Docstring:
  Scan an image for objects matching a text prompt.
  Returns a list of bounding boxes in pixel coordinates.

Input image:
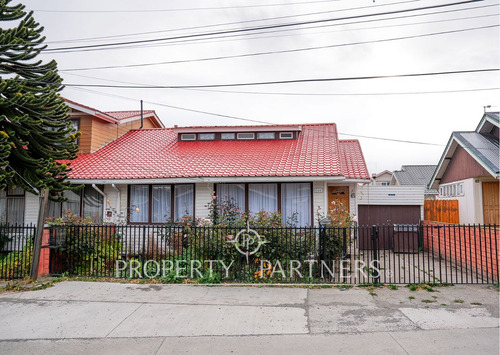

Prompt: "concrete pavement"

[0,281,498,354]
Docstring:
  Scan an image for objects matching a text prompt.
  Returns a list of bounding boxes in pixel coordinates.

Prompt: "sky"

[15,0,500,174]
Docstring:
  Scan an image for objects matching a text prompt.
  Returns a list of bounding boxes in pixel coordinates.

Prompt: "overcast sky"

[19,0,499,174]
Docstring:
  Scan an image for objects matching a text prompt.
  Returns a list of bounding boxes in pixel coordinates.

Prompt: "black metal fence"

[0,223,498,284]
[0,224,36,279]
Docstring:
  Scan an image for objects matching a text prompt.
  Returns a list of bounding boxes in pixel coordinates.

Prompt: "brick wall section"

[422,221,499,282]
[37,228,50,277]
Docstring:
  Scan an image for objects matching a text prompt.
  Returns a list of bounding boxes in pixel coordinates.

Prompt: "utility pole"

[29,189,49,281]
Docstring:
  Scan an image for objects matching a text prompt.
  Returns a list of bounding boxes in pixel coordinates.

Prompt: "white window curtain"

[83,185,104,223]
[217,184,245,211]
[6,198,24,225]
[174,185,194,221]
[46,200,62,219]
[0,190,5,223]
[130,185,149,223]
[62,190,81,216]
[152,185,171,223]
[281,183,311,226]
[248,184,278,215]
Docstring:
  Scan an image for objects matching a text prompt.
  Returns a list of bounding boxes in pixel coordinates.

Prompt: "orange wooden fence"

[424,200,459,223]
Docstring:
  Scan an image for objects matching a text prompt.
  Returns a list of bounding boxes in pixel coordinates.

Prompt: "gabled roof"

[392,165,438,194]
[65,123,370,182]
[65,98,164,127]
[429,112,500,189]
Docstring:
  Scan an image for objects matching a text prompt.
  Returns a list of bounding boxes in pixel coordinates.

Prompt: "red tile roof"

[66,123,370,180]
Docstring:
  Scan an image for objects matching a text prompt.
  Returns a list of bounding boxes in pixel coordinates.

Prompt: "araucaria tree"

[0,0,79,197]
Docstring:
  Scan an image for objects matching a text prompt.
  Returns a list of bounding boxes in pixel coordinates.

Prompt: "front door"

[328,186,350,212]
[482,182,499,224]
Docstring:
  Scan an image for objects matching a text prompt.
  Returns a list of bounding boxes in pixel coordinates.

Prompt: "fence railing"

[0,223,498,284]
[0,224,36,279]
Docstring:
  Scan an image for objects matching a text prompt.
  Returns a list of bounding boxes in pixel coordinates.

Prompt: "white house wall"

[438,178,483,224]
[24,192,39,225]
[195,182,214,220]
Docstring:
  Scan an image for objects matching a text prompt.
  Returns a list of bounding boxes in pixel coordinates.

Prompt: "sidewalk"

[0,281,498,354]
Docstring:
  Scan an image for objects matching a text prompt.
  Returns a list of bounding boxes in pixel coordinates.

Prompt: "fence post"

[30,189,49,282]
[142,225,147,278]
[371,225,380,284]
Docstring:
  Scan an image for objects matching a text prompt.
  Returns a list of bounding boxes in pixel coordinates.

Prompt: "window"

[381,182,390,186]
[180,134,196,141]
[198,133,215,141]
[215,182,312,226]
[217,184,245,212]
[152,186,171,223]
[174,185,194,220]
[279,132,293,139]
[248,184,278,215]
[257,132,275,140]
[129,184,194,223]
[71,118,80,145]
[221,133,235,140]
[46,187,101,221]
[237,133,255,140]
[0,187,25,225]
[281,183,311,226]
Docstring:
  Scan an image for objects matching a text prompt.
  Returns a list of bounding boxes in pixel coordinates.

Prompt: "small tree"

[0,1,79,196]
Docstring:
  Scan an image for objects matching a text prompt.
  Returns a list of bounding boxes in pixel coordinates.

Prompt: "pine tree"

[0,0,79,197]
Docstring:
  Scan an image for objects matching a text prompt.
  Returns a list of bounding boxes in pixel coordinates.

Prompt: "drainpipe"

[140,100,143,129]
[92,184,107,221]
[111,184,121,220]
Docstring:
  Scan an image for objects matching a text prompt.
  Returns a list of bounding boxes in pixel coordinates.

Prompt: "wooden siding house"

[429,112,499,224]
[0,99,164,225]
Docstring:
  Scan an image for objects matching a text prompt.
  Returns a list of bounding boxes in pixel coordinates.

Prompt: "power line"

[43,0,483,53]
[67,86,446,146]
[32,0,342,13]
[62,68,500,89]
[58,24,499,71]
[62,72,500,97]
[44,0,420,44]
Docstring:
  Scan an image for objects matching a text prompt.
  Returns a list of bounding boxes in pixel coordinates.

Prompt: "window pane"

[62,190,81,216]
[83,185,103,223]
[153,185,171,223]
[47,200,62,219]
[6,197,24,225]
[221,133,235,140]
[249,184,277,215]
[217,184,245,212]
[174,185,194,221]
[7,187,24,196]
[257,132,275,139]
[237,133,254,140]
[281,183,311,226]
[198,133,215,140]
[0,195,6,223]
[130,185,149,223]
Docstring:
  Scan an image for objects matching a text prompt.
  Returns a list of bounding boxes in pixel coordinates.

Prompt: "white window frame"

[180,134,196,141]
[257,132,275,140]
[237,133,255,140]
[198,133,215,141]
[279,132,294,139]
[221,133,235,140]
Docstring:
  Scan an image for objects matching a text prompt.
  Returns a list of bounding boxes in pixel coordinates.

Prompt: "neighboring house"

[429,112,499,224]
[370,170,392,186]
[391,165,438,200]
[0,99,164,225]
[19,123,371,227]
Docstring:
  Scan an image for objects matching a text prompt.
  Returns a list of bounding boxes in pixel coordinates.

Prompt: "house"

[391,165,438,200]
[0,99,164,225]
[18,123,371,227]
[370,170,392,186]
[429,112,499,224]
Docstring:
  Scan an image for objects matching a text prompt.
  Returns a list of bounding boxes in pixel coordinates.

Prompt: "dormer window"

[181,134,196,141]
[198,133,215,140]
[237,133,255,140]
[280,132,293,139]
[257,132,275,140]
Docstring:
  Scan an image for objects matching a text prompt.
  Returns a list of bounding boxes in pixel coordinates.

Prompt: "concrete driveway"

[0,281,498,354]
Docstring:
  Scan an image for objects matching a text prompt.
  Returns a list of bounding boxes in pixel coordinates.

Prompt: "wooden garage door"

[482,182,499,225]
[358,205,421,249]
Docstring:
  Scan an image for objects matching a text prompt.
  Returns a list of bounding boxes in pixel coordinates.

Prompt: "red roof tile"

[66,123,370,180]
